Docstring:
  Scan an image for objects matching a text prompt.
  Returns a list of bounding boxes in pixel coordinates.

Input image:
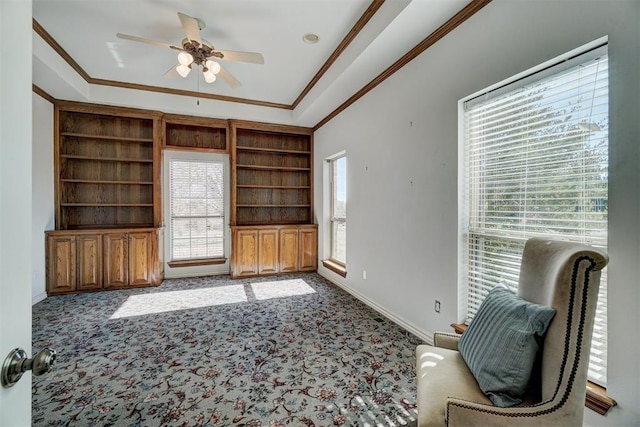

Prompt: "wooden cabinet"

[233,229,259,277]
[279,228,299,273]
[55,102,162,230]
[103,231,154,289]
[46,229,161,295]
[231,225,317,278]
[258,229,279,275]
[299,227,318,271]
[229,121,316,277]
[230,121,313,226]
[76,234,102,291]
[46,234,77,294]
[103,233,128,288]
[49,102,163,295]
[129,232,152,286]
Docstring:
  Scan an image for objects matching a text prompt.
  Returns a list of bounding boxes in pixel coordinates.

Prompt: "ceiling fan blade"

[217,65,241,88]
[178,12,202,45]
[163,64,180,78]
[216,50,264,64]
[116,33,180,50]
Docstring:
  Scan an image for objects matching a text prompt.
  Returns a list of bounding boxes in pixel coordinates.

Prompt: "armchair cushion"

[458,285,556,407]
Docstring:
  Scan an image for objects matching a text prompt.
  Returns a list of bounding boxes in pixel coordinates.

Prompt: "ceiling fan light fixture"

[177,51,194,66]
[176,63,191,78]
[203,70,216,83]
[205,59,221,75]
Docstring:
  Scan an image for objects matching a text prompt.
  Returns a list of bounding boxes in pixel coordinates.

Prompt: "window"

[330,154,347,265]
[169,157,226,262]
[461,46,608,385]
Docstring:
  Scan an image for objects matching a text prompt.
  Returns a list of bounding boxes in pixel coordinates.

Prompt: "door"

[103,233,129,288]
[0,0,33,422]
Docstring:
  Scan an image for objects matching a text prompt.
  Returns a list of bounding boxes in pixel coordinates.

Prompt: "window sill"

[450,323,617,415]
[168,258,226,268]
[322,259,347,277]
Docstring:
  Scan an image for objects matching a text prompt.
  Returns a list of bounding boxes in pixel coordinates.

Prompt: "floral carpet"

[32,273,422,426]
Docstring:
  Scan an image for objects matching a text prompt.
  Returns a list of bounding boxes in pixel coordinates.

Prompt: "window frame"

[459,40,610,390]
[322,151,347,277]
[163,150,230,274]
[329,153,347,266]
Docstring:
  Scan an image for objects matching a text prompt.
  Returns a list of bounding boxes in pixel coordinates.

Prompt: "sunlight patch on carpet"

[251,278,316,300]
[110,285,247,319]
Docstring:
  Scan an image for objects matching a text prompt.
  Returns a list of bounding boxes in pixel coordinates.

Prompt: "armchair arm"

[433,332,461,351]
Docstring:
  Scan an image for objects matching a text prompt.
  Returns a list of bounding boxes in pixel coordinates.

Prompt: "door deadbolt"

[1,348,57,388]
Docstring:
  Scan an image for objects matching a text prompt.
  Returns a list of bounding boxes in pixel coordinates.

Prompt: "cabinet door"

[279,229,299,273]
[129,232,152,287]
[46,235,76,294]
[258,229,279,275]
[233,229,259,277]
[299,228,317,271]
[76,235,102,291]
[104,233,129,288]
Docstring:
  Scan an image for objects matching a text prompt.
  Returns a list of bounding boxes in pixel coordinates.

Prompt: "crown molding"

[313,0,493,131]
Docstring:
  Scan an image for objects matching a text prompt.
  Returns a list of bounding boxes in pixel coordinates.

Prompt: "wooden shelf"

[164,114,228,151]
[61,154,153,163]
[61,179,153,185]
[61,132,154,143]
[236,185,311,189]
[236,146,310,155]
[66,223,155,230]
[60,203,153,208]
[56,105,160,230]
[237,204,311,208]
[236,164,310,171]
[231,122,313,227]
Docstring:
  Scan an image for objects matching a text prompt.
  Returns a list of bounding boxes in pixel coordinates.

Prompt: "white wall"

[314,1,639,425]
[32,93,54,303]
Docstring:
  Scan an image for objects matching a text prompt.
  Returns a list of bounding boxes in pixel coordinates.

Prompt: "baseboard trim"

[32,291,47,305]
[317,271,434,345]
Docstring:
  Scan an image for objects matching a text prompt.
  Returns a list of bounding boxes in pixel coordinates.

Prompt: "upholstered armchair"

[416,238,608,426]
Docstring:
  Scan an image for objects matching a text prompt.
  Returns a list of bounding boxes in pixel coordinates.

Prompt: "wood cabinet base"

[231,224,317,278]
[46,228,164,295]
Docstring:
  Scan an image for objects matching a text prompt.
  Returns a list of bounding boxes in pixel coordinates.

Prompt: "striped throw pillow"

[458,284,556,407]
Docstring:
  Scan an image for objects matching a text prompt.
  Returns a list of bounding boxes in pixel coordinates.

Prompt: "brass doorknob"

[1,348,57,388]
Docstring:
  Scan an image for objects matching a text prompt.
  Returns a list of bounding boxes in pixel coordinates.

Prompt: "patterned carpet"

[32,273,423,426]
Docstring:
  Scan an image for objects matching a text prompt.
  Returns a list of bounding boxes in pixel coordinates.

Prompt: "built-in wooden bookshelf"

[164,114,228,152]
[229,121,315,277]
[231,121,313,226]
[49,102,163,295]
[55,102,162,229]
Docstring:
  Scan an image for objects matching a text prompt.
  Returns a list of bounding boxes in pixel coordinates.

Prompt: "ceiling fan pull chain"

[197,68,200,106]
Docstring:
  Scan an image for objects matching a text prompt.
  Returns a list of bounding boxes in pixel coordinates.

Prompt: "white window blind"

[462,49,608,385]
[169,159,225,260]
[330,155,347,265]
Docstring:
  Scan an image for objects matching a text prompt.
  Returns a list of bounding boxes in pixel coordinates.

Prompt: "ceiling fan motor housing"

[181,39,224,65]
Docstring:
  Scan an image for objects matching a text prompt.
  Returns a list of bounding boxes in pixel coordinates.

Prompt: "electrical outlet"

[435,300,441,313]
[362,270,367,280]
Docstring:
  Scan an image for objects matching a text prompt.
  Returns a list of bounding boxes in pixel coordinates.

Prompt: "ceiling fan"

[117,12,264,88]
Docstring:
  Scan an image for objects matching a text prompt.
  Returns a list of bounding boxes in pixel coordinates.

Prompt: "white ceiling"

[32,0,472,126]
